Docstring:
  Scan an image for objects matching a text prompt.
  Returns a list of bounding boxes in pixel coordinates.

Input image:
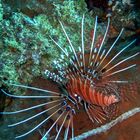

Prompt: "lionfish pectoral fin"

[86,104,108,124]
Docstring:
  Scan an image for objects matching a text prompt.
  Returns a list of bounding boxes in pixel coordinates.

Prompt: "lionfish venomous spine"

[0,14,139,140]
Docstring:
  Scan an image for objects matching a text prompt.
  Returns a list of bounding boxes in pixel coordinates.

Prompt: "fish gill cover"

[0,0,140,140]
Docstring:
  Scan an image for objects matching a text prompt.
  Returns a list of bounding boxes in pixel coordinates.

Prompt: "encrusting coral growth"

[0,0,93,92]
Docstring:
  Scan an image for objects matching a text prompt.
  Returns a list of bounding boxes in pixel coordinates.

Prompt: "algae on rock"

[0,0,93,94]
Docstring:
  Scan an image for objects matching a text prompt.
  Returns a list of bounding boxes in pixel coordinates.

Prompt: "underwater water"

[0,0,140,140]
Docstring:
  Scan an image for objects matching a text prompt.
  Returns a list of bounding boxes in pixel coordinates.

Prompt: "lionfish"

[0,14,139,140]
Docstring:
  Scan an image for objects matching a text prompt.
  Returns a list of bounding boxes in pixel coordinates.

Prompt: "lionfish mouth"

[0,14,139,140]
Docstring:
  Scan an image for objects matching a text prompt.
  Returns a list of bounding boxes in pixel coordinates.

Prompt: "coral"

[0,0,93,93]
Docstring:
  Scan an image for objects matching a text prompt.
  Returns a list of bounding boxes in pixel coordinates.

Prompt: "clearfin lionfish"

[0,14,139,140]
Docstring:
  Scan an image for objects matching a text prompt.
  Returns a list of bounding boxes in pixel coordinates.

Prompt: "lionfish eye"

[74,94,78,97]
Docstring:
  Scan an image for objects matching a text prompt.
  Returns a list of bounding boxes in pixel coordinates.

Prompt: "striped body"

[66,76,119,107]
